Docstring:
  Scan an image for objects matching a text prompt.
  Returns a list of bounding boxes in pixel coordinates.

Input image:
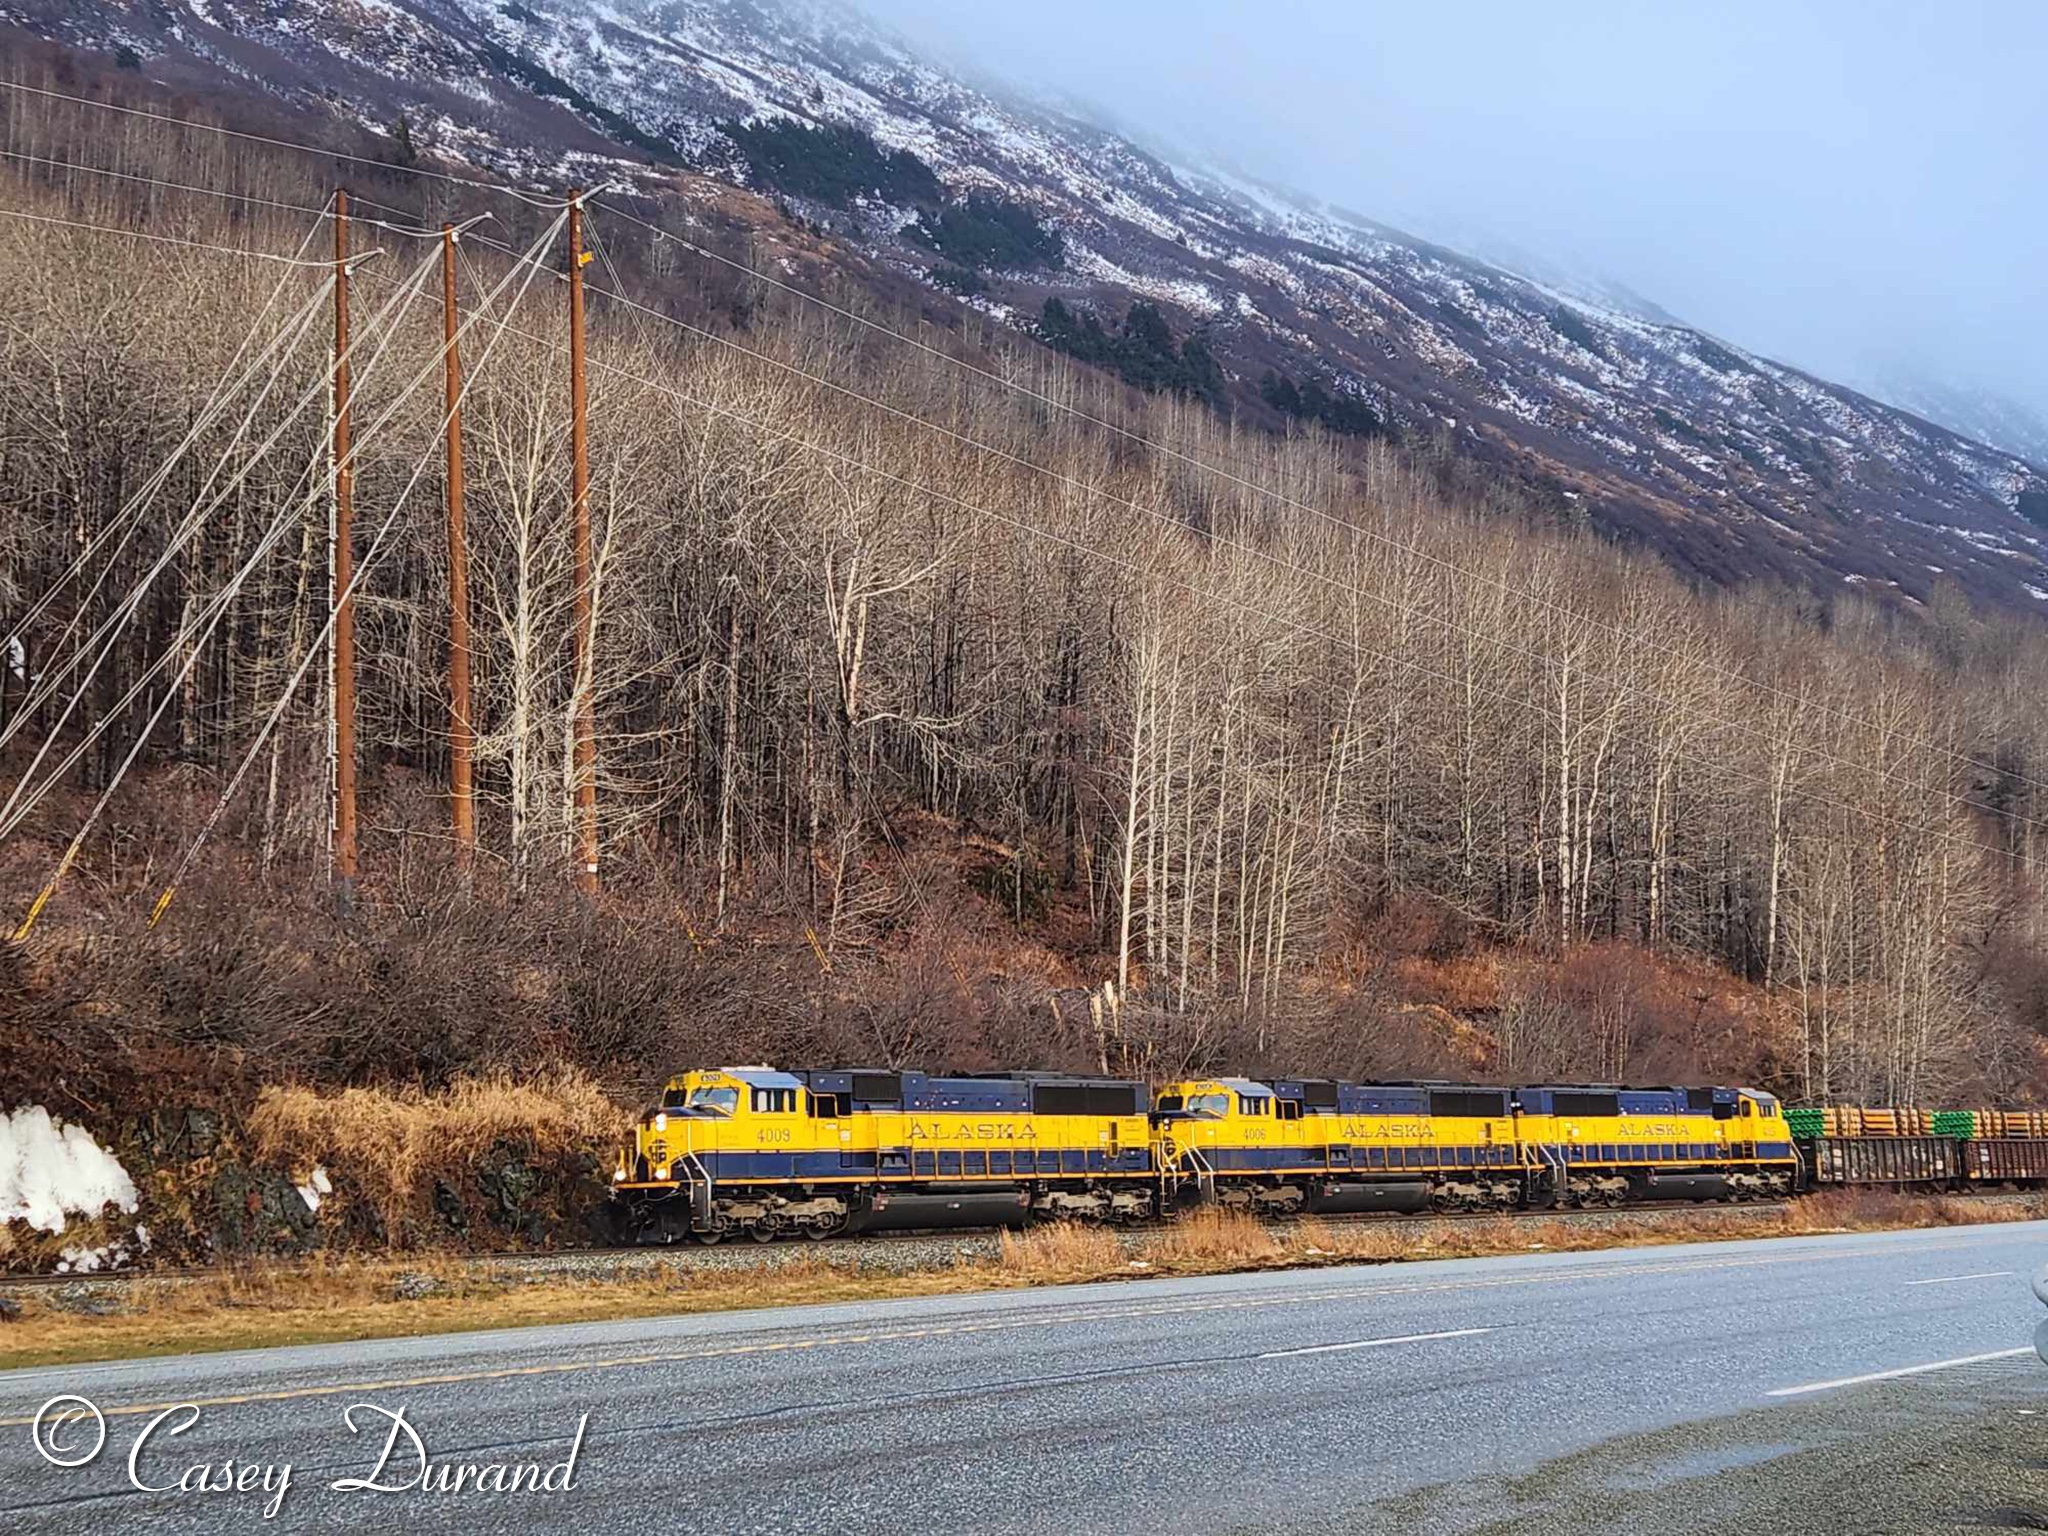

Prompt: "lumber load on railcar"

[1788,1103,2048,1189]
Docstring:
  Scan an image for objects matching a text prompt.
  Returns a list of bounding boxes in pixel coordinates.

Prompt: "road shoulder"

[1335,1359,2048,1536]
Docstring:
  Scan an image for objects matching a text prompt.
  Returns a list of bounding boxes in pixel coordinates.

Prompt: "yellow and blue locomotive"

[612,1067,1152,1243]
[1512,1084,1799,1204]
[1150,1079,1522,1215]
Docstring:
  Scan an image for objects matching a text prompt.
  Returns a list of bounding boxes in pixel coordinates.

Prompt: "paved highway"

[3,1221,2045,1533]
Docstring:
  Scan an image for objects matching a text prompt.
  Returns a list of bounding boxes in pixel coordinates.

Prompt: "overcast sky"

[862,0,2047,422]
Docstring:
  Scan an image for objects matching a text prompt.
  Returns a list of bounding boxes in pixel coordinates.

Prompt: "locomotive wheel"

[748,1225,777,1244]
[694,1228,724,1246]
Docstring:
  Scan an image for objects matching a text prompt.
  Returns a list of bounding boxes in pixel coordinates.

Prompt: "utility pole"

[332,188,358,912]
[568,189,598,895]
[442,223,475,883]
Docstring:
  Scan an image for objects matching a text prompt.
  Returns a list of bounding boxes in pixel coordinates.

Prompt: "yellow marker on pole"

[11,842,79,942]
[11,883,56,943]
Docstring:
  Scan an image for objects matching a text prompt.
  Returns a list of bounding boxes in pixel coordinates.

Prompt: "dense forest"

[4,94,2048,1127]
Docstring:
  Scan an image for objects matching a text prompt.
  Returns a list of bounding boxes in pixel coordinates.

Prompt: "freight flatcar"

[1789,1105,2048,1191]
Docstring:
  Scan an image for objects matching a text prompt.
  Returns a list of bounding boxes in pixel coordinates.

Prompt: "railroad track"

[0,1197,1801,1294]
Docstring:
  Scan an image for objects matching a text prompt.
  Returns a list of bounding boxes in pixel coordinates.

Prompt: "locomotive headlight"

[612,1168,626,1183]
[653,1112,668,1132]
[653,1164,670,1181]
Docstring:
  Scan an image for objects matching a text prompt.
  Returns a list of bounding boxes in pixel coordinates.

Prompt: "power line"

[152,208,572,919]
[0,80,558,205]
[10,204,567,936]
[0,270,338,765]
[0,145,332,219]
[3,239,447,851]
[0,146,498,242]
[3,199,337,656]
[0,72,2024,796]
[0,203,355,266]
[0,178,2029,895]
[20,154,1983,840]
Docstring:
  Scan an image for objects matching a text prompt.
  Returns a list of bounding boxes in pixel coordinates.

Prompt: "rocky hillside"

[9,0,2048,606]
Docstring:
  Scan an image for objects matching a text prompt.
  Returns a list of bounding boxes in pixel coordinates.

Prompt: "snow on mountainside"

[12,0,2048,606]
[1858,369,2048,473]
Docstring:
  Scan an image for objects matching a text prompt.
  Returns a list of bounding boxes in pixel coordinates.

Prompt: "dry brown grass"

[1146,1207,1286,1268]
[1778,1188,2048,1234]
[247,1070,631,1228]
[998,1222,1124,1278]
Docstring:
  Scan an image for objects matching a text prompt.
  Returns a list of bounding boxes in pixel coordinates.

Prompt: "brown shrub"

[247,1070,631,1232]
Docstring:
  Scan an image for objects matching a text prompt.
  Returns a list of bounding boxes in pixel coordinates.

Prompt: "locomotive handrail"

[681,1150,713,1229]
[1156,1138,1215,1204]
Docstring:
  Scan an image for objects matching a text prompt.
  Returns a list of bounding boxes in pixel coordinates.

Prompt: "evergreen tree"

[389,112,419,169]
[2019,485,2048,529]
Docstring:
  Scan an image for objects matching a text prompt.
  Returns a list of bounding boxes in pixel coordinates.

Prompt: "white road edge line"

[1767,1346,2032,1397]
[1260,1327,1493,1359]
[1904,1271,2015,1287]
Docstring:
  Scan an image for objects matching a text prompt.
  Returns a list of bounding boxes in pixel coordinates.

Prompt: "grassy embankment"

[4,1191,2037,1371]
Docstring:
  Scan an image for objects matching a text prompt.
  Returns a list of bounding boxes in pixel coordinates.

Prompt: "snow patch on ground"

[1067,248,1223,316]
[0,1106,138,1235]
[57,1239,134,1274]
[297,1166,334,1214]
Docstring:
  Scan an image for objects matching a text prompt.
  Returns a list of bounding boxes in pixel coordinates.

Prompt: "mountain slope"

[14,0,2048,607]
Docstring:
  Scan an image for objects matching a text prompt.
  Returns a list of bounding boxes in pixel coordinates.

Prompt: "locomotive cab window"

[1277,1099,1302,1122]
[809,1092,847,1119]
[686,1086,739,1116]
[1186,1093,1230,1118]
[661,1087,689,1111]
[751,1088,797,1113]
